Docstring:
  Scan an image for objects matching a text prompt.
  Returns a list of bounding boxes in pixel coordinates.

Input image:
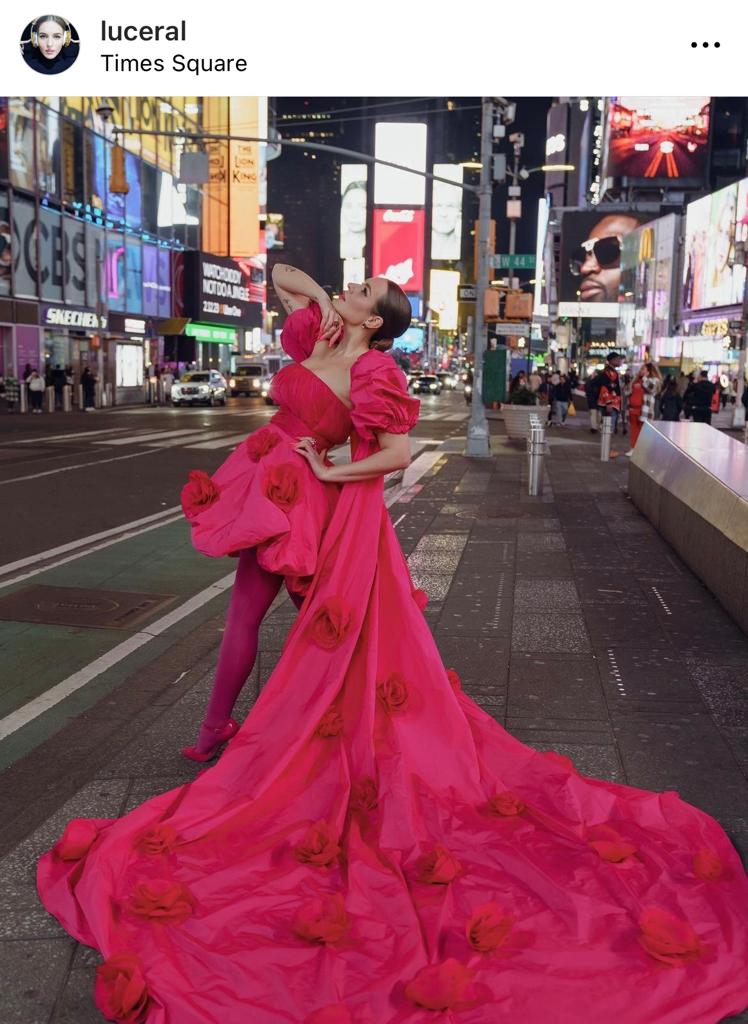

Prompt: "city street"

[0,400,746,1022]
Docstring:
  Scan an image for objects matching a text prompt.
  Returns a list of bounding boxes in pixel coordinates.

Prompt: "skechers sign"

[41,304,107,330]
[181,252,263,327]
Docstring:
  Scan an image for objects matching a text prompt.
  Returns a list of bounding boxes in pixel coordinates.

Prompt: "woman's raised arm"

[271,264,337,334]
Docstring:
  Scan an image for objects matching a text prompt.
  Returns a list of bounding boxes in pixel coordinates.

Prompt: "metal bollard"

[45,386,55,413]
[600,415,614,462]
[105,382,113,408]
[78,384,84,410]
[20,383,28,414]
[527,416,548,496]
[63,385,72,412]
[95,381,103,408]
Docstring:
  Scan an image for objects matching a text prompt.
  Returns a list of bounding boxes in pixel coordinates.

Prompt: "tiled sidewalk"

[0,431,746,1022]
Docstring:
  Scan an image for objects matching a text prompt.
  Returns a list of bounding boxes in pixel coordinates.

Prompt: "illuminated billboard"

[431,164,463,261]
[533,197,550,318]
[374,123,427,206]
[605,97,710,182]
[372,208,425,294]
[682,179,747,311]
[392,326,424,353]
[617,214,679,355]
[558,209,655,318]
[429,269,459,331]
[339,164,367,260]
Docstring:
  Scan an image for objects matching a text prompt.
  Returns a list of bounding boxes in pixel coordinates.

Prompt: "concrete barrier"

[629,421,748,633]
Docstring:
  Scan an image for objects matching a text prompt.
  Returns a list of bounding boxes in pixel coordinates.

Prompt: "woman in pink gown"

[179,265,415,760]
[37,269,748,1021]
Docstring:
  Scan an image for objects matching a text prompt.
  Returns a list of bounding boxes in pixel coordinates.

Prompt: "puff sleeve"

[280,302,322,362]
[349,351,420,441]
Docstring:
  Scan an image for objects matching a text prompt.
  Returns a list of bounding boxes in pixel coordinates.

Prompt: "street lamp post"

[464,98,495,458]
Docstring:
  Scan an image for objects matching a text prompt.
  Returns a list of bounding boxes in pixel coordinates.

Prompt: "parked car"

[260,374,276,406]
[171,371,228,407]
[411,374,442,395]
[436,371,458,391]
[228,363,265,397]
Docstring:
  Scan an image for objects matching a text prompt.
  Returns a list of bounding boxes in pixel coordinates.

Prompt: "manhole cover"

[0,585,175,630]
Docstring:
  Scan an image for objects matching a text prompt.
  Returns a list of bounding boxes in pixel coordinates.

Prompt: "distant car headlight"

[199,385,210,393]
[252,378,261,386]
[465,384,472,394]
[430,383,438,391]
[229,378,236,388]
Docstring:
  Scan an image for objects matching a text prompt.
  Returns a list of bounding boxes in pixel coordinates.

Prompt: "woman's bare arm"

[295,432,411,483]
[271,264,335,328]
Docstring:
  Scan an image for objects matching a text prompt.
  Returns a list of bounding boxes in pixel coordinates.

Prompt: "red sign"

[372,208,425,294]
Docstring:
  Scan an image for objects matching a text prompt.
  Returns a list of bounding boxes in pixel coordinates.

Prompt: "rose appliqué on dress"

[181,470,220,521]
[316,707,344,738]
[405,959,485,1011]
[488,792,526,817]
[466,902,515,953]
[262,462,304,512]
[305,1004,352,1024]
[693,848,725,881]
[415,844,461,884]
[350,778,378,812]
[307,597,352,649]
[125,879,194,924]
[134,824,179,857]
[638,908,704,966]
[245,427,280,461]
[293,893,350,945]
[446,668,462,692]
[377,673,410,714]
[94,952,151,1023]
[294,821,341,868]
[53,820,99,860]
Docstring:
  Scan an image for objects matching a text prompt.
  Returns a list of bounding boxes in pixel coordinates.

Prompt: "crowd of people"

[2,362,98,413]
[509,353,748,456]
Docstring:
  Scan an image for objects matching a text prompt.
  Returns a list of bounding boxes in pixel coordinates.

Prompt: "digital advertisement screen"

[339,164,367,260]
[558,209,654,318]
[392,325,425,353]
[429,269,459,331]
[617,214,679,354]
[374,123,427,207]
[605,97,711,181]
[682,178,747,311]
[372,208,425,294]
[431,164,463,261]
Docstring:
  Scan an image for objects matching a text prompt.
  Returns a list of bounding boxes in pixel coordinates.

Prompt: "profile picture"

[20,15,80,75]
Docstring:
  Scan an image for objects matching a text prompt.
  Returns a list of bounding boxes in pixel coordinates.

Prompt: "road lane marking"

[14,428,135,444]
[0,572,236,741]
[98,428,207,446]
[0,505,182,577]
[0,447,164,486]
[143,431,239,449]
[186,432,252,449]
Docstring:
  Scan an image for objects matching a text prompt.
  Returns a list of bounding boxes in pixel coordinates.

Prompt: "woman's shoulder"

[350,349,407,383]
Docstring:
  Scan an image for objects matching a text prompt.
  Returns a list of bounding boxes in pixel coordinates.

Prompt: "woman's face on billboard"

[37,20,66,59]
[341,185,366,234]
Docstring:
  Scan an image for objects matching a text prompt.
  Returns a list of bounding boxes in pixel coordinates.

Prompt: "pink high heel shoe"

[181,718,239,763]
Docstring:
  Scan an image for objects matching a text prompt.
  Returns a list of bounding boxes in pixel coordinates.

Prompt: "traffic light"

[109,143,130,195]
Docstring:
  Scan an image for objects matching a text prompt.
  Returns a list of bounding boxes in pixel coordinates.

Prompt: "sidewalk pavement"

[0,421,747,1023]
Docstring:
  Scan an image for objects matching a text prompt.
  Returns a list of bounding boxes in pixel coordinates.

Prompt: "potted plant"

[502,386,542,440]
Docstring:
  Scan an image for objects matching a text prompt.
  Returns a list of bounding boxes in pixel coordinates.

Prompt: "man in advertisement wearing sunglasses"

[570,213,642,303]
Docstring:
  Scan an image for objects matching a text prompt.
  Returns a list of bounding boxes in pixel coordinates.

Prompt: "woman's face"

[37,20,66,59]
[334,277,388,328]
[341,187,367,234]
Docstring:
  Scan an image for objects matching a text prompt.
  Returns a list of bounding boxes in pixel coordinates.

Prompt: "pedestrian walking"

[584,373,600,433]
[81,366,97,411]
[626,364,658,454]
[592,350,623,436]
[689,370,717,424]
[28,369,45,413]
[660,376,683,421]
[551,373,572,426]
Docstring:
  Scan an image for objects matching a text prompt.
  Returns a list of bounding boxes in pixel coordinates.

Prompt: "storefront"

[40,302,106,386]
[108,314,150,405]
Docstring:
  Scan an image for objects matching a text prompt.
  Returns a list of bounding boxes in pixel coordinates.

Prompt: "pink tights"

[195,547,304,752]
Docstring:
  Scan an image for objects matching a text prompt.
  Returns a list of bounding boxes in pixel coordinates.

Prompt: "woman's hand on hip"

[294,437,331,480]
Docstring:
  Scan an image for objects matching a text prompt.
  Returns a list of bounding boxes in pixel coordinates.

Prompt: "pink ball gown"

[37,307,748,1023]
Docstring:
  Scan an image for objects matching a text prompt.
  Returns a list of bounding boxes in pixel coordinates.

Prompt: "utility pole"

[465,98,495,458]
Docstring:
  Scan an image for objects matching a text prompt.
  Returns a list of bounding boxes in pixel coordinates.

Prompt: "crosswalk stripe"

[143,431,239,449]
[15,427,134,444]
[97,429,208,446]
[186,432,251,450]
